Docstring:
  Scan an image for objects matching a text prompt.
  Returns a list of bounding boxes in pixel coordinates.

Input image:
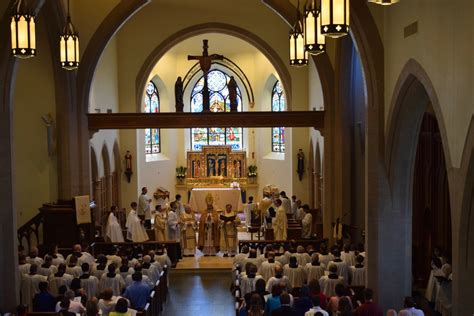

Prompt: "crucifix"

[188,40,224,112]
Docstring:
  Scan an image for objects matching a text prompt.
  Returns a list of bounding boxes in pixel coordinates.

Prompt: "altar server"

[106,206,124,243]
[126,202,149,242]
[167,202,180,241]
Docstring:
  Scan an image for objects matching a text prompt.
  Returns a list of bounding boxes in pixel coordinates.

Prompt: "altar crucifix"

[188,40,224,112]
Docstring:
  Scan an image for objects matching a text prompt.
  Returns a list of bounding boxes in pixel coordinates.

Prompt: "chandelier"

[321,0,350,38]
[304,0,326,55]
[289,2,308,66]
[368,0,399,5]
[11,0,36,58]
[59,0,80,70]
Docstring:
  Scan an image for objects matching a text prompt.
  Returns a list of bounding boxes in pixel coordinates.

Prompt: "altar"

[189,188,243,212]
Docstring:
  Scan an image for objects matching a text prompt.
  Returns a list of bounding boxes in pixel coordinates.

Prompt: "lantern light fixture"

[368,0,399,5]
[289,2,308,66]
[304,0,326,55]
[321,0,350,38]
[11,0,36,58]
[60,0,80,70]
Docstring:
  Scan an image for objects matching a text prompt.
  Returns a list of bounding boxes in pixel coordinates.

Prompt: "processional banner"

[74,195,91,224]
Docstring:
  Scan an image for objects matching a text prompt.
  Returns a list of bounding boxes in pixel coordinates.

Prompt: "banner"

[75,195,91,224]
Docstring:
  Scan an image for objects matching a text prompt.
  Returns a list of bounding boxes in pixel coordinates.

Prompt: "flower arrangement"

[175,166,187,179]
[230,181,240,189]
[247,165,258,177]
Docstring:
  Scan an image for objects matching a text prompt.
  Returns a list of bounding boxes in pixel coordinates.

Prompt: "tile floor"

[163,270,236,315]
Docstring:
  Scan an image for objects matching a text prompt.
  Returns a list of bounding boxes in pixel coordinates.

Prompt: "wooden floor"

[163,270,235,315]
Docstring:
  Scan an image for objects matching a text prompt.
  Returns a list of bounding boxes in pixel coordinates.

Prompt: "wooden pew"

[90,241,180,267]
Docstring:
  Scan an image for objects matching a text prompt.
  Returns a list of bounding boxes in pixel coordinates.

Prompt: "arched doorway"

[387,59,453,305]
[412,109,452,287]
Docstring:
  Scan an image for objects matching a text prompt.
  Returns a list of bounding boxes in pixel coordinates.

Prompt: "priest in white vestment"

[99,265,125,296]
[304,254,326,284]
[80,263,99,299]
[284,256,307,289]
[328,250,350,281]
[349,255,366,286]
[272,199,287,240]
[126,202,149,242]
[239,264,263,297]
[180,205,197,256]
[138,187,152,229]
[266,265,292,293]
[106,207,124,242]
[319,264,345,296]
[258,252,279,282]
[259,193,273,228]
[301,206,313,239]
[153,205,167,241]
[280,191,292,217]
[20,264,48,306]
[48,264,73,296]
[219,204,240,256]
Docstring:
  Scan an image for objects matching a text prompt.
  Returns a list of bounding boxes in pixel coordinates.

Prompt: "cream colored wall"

[123,32,308,207]
[377,0,474,168]
[90,38,121,180]
[13,17,58,226]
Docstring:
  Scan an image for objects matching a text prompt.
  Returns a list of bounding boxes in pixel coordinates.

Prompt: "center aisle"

[163,270,235,315]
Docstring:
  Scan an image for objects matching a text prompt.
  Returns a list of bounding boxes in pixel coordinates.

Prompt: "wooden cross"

[188,40,224,112]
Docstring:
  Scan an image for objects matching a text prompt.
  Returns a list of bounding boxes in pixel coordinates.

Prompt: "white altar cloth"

[189,188,243,212]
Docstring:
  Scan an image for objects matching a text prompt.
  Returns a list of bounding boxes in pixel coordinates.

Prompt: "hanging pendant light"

[368,0,399,5]
[60,0,80,70]
[304,0,326,55]
[321,0,350,38]
[289,2,308,66]
[10,0,36,58]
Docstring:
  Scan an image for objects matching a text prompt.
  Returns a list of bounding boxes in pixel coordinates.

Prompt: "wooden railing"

[238,238,328,253]
[18,212,44,254]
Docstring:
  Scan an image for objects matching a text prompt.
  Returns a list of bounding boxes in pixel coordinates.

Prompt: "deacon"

[219,204,240,257]
[106,206,124,243]
[153,205,167,241]
[273,199,287,240]
[126,202,149,242]
[180,205,197,256]
[198,204,219,256]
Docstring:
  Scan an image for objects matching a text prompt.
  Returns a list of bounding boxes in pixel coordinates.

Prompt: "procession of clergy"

[106,186,313,257]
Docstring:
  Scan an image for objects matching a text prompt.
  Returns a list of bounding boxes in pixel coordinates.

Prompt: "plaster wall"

[13,17,58,226]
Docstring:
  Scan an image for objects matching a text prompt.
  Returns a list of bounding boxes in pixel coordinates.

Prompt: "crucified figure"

[188,40,224,112]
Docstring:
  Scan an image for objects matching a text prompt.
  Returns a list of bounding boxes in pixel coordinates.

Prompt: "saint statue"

[175,76,184,112]
[297,148,305,181]
[228,76,238,112]
[218,159,226,177]
[125,151,132,171]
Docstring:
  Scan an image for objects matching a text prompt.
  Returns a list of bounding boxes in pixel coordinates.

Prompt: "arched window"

[271,81,286,152]
[190,69,243,151]
[143,81,160,154]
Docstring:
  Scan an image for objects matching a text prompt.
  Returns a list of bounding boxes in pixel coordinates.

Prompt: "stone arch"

[455,118,474,314]
[135,22,292,111]
[385,58,453,307]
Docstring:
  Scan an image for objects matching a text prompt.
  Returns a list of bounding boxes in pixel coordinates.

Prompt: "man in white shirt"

[305,296,329,316]
[126,202,149,242]
[398,297,425,316]
[138,187,152,229]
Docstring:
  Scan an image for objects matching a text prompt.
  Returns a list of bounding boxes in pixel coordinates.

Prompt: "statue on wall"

[207,157,216,177]
[41,113,56,157]
[218,159,227,177]
[192,160,201,178]
[297,148,305,181]
[124,150,133,183]
[175,76,184,112]
[228,76,238,112]
[233,159,241,178]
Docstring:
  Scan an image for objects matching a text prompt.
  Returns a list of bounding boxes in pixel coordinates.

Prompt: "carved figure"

[175,76,184,112]
[228,76,238,112]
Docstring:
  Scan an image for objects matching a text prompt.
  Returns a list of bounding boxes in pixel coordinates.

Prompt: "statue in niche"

[228,76,238,112]
[218,159,227,177]
[192,160,201,178]
[232,159,241,178]
[207,157,216,177]
[174,76,184,112]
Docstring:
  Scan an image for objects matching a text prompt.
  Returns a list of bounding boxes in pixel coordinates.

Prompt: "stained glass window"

[144,81,160,154]
[271,81,286,152]
[191,69,243,151]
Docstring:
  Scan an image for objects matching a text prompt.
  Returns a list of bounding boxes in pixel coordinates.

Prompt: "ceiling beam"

[87,111,324,130]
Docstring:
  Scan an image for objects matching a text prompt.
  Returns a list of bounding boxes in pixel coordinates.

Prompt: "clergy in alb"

[198,203,219,256]
[180,205,197,256]
[273,198,287,240]
[153,205,167,241]
[126,202,149,243]
[106,206,124,243]
[219,204,240,256]
[167,202,180,242]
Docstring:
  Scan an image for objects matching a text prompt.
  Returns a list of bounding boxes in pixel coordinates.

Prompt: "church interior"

[1,0,473,315]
